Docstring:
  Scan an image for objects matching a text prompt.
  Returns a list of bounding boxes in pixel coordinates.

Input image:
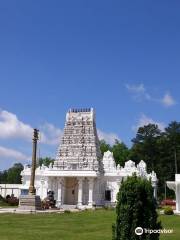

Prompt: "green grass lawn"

[0,210,179,240]
[159,214,180,240]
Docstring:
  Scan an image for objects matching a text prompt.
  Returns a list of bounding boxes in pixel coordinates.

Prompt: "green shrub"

[0,195,6,203]
[112,175,161,240]
[164,207,174,215]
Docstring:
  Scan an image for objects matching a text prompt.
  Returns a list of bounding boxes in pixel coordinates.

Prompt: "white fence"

[0,184,22,198]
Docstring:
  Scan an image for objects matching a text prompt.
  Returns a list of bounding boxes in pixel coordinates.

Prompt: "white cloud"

[133,114,165,132]
[0,146,30,161]
[97,129,120,145]
[39,123,63,145]
[0,110,33,140]
[125,83,151,101]
[126,83,176,107]
[126,83,145,94]
[0,109,62,145]
[161,93,176,107]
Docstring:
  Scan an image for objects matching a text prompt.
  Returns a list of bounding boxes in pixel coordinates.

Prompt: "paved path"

[0,205,82,214]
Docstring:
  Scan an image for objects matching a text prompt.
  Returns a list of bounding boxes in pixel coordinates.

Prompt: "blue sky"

[0,1,180,170]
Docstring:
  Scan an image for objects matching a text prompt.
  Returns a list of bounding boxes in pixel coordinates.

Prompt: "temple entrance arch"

[64,177,78,205]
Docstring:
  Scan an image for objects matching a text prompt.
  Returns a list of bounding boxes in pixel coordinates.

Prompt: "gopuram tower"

[54,108,102,172]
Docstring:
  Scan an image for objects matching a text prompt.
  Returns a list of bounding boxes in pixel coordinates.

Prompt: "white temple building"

[167,175,180,214]
[20,108,158,209]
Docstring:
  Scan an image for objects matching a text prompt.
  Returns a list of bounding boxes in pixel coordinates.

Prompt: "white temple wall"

[102,177,122,205]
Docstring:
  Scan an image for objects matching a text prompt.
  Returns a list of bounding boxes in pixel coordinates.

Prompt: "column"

[77,178,83,207]
[152,181,157,200]
[88,178,94,207]
[153,185,157,200]
[54,178,58,202]
[50,178,54,195]
[50,177,54,193]
[56,178,63,208]
[40,177,44,199]
[176,183,180,213]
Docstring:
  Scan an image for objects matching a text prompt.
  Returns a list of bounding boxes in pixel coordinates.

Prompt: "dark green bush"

[113,175,161,240]
[164,207,174,215]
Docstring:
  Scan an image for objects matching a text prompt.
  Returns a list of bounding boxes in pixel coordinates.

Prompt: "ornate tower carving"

[54,108,102,171]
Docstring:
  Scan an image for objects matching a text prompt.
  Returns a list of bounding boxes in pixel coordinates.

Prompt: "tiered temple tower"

[54,108,102,172]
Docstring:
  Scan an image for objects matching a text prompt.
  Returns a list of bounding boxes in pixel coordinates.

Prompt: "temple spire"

[54,108,102,171]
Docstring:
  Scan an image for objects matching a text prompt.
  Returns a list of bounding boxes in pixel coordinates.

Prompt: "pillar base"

[76,203,83,209]
[88,202,93,208]
[56,201,62,208]
[19,195,42,210]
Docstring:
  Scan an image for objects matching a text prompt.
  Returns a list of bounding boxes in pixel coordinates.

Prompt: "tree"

[0,170,8,184]
[112,140,130,166]
[164,121,180,174]
[131,124,161,171]
[99,140,112,155]
[6,163,23,184]
[99,139,130,166]
[38,157,55,167]
[112,175,161,240]
[0,158,55,185]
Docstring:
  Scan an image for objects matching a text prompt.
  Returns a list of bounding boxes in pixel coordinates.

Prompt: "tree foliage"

[38,157,55,167]
[111,140,130,166]
[100,122,180,199]
[112,175,161,240]
[99,140,112,155]
[100,140,130,166]
[130,122,180,199]
[164,121,180,174]
[0,163,23,184]
[131,124,161,170]
[0,158,54,184]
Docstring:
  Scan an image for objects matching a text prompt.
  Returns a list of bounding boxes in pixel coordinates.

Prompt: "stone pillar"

[53,178,58,201]
[50,178,54,194]
[56,178,63,208]
[88,178,94,207]
[153,185,157,200]
[29,128,39,195]
[77,178,83,208]
[40,178,44,199]
[40,177,48,200]
[19,129,41,211]
[151,181,157,200]
[151,172,158,200]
